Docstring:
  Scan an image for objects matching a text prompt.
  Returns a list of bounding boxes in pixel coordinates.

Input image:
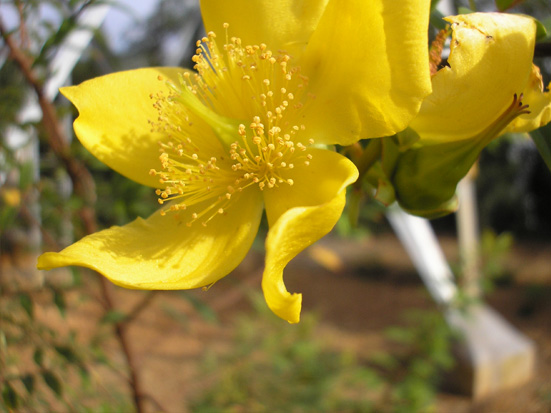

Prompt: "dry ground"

[2,232,551,412]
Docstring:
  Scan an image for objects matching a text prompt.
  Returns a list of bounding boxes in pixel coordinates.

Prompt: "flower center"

[148,26,314,226]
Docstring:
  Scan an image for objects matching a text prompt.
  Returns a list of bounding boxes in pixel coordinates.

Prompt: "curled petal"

[411,13,536,144]
[262,149,358,323]
[38,189,263,289]
[302,0,432,144]
[263,191,347,323]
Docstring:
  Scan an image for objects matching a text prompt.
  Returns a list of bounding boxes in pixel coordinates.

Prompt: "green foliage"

[480,229,514,290]
[0,279,133,413]
[495,0,517,11]
[377,311,456,412]
[190,295,454,413]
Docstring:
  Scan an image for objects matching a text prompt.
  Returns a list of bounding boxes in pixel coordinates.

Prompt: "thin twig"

[98,278,145,412]
[15,0,29,50]
[124,291,158,326]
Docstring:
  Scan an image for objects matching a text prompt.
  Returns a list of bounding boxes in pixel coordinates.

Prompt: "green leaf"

[19,293,34,320]
[430,0,441,11]
[430,8,447,31]
[53,289,67,318]
[54,345,79,364]
[0,331,7,352]
[531,129,551,172]
[385,327,414,344]
[21,374,35,394]
[495,0,516,11]
[457,7,474,14]
[33,348,44,366]
[100,310,127,324]
[42,370,63,398]
[534,18,548,42]
[79,366,92,389]
[2,382,19,408]
[19,161,35,190]
[182,293,218,323]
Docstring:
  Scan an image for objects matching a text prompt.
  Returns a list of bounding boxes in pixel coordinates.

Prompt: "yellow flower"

[392,12,551,217]
[38,0,432,323]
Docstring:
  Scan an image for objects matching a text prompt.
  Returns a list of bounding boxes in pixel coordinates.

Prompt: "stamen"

[149,26,316,226]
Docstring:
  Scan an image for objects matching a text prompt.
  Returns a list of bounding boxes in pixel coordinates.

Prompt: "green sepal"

[400,195,459,219]
[534,18,548,42]
[391,137,485,218]
[374,176,396,207]
[394,127,421,151]
[430,8,447,31]
[531,128,551,172]
[364,162,396,207]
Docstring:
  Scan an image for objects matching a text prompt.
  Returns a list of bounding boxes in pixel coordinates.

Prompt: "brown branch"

[15,0,29,50]
[98,278,146,412]
[0,17,147,413]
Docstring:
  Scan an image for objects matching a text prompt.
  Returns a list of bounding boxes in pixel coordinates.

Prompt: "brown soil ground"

[2,232,551,412]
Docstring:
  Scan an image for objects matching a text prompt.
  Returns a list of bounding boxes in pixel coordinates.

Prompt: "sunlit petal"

[411,13,536,144]
[261,149,357,323]
[61,67,210,188]
[262,191,346,323]
[38,189,263,289]
[200,0,329,58]
[263,148,358,226]
[301,0,432,145]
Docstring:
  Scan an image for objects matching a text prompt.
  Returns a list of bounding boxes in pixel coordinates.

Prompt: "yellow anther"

[153,26,314,223]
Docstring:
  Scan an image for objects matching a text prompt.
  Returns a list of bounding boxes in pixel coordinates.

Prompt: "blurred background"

[1,0,550,412]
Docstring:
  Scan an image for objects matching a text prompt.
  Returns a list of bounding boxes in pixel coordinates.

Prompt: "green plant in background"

[1,282,81,411]
[0,274,139,412]
[376,311,456,413]
[190,294,455,413]
[479,229,514,292]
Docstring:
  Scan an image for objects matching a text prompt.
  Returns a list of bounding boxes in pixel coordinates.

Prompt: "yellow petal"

[62,67,188,188]
[263,148,359,226]
[38,188,263,289]
[506,65,551,134]
[263,190,347,323]
[199,0,329,58]
[411,13,536,144]
[261,149,358,323]
[301,0,432,144]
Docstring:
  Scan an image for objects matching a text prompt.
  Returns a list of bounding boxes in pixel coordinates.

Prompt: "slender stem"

[353,138,382,190]
[0,17,147,413]
[99,278,145,412]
